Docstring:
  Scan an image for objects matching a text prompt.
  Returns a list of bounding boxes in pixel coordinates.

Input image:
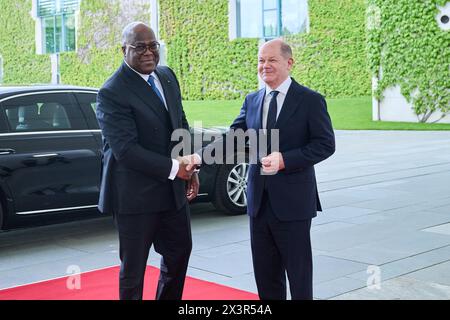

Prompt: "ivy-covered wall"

[61,0,151,88]
[159,0,259,99]
[367,0,450,121]
[159,0,370,99]
[0,0,51,84]
[287,0,370,98]
[0,0,371,99]
[0,0,150,87]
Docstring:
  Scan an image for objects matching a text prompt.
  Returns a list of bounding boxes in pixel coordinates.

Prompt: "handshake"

[176,154,202,181]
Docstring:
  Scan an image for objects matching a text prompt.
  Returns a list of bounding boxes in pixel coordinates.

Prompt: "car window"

[73,92,100,129]
[0,111,7,133]
[2,92,88,132]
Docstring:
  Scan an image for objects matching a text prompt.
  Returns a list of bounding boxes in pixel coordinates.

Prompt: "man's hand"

[261,152,285,174]
[186,172,200,201]
[176,156,195,180]
[180,154,202,171]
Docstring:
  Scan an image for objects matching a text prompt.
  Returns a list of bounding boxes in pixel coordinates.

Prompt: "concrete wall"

[372,83,450,123]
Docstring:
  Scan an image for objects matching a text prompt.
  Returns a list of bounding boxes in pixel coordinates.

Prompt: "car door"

[71,91,102,147]
[0,91,100,215]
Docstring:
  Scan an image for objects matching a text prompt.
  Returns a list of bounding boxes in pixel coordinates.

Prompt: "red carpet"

[0,265,258,300]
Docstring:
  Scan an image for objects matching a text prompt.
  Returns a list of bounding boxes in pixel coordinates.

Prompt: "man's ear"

[121,46,127,56]
[287,57,294,70]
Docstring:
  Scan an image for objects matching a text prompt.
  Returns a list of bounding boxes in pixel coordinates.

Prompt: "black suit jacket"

[228,79,335,221]
[96,63,189,214]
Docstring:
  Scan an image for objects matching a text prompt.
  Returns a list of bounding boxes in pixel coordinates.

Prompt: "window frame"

[71,91,101,130]
[33,0,79,55]
[0,91,90,133]
[230,0,310,40]
[0,102,8,133]
[262,0,281,39]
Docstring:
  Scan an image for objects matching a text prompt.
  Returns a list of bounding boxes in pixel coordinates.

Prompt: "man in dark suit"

[188,39,335,299]
[95,22,199,300]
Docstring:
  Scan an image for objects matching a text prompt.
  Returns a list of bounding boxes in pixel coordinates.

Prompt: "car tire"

[212,160,249,215]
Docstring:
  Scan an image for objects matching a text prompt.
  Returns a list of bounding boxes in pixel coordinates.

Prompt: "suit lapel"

[253,89,265,130]
[155,68,179,129]
[120,63,171,126]
[274,80,303,129]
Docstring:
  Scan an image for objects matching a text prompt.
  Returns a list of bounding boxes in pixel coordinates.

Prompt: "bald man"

[96,22,198,300]
[247,39,335,299]
[209,39,335,299]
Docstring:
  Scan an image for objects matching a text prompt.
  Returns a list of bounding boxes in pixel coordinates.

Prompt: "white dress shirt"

[193,77,293,165]
[262,76,292,131]
[124,61,179,180]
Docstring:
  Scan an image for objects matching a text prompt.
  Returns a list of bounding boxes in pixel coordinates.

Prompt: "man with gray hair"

[96,21,198,300]
[243,39,335,300]
[187,39,335,299]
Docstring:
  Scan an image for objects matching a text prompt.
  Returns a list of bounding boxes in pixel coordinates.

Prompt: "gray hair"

[121,21,150,46]
[280,42,293,59]
[260,38,293,59]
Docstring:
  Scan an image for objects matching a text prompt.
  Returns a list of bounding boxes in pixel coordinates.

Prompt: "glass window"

[73,92,100,129]
[263,0,279,38]
[237,0,261,38]
[281,0,309,35]
[2,93,88,132]
[263,0,278,9]
[64,14,76,51]
[235,0,308,39]
[263,8,279,38]
[43,16,56,53]
[37,0,79,16]
[0,105,7,133]
[37,0,79,54]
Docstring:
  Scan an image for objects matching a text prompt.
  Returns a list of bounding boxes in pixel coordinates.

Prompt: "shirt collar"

[124,60,157,82]
[265,76,292,96]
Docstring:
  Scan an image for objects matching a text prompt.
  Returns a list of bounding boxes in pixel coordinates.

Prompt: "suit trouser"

[250,194,313,300]
[114,205,192,300]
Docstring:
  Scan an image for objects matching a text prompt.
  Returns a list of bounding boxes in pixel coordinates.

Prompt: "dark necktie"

[266,90,279,130]
[266,90,279,154]
[147,75,165,105]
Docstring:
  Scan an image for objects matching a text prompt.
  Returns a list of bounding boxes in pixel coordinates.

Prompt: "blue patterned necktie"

[147,75,165,105]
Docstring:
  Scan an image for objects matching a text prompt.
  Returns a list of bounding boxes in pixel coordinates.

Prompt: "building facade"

[0,0,370,100]
[368,0,450,123]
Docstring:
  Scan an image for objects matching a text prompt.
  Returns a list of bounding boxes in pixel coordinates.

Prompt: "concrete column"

[51,53,60,84]
[228,0,237,40]
[150,0,159,38]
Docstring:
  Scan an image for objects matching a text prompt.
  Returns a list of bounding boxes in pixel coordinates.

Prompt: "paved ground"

[1,130,450,300]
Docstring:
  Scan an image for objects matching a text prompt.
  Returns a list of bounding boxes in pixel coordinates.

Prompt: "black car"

[0,85,248,230]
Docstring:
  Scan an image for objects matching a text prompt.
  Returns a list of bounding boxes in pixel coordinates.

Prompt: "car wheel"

[213,161,249,215]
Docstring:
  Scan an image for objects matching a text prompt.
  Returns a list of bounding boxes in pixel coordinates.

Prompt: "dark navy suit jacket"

[229,79,335,221]
[96,63,189,215]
